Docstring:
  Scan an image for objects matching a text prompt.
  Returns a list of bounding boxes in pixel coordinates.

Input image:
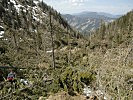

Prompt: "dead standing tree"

[67,27,71,66]
[49,10,55,69]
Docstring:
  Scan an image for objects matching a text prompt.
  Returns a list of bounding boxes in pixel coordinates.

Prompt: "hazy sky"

[43,0,133,15]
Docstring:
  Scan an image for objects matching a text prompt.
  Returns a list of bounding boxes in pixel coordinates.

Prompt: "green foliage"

[59,67,96,93]
[89,11,133,50]
[0,0,133,99]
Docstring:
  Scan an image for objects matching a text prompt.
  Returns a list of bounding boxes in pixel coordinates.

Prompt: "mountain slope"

[0,0,132,99]
[0,0,81,68]
[89,11,133,49]
[0,0,85,99]
[62,12,120,34]
[86,11,133,99]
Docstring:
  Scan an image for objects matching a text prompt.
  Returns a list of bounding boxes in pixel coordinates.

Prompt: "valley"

[62,12,121,34]
[0,0,133,100]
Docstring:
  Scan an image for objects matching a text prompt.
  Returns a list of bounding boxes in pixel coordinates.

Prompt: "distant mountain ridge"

[62,11,122,34]
[74,11,121,18]
[97,12,122,18]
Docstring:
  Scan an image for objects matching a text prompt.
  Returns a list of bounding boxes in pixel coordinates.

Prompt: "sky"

[43,0,133,15]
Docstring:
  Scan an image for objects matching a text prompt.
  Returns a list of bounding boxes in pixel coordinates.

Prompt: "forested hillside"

[0,0,80,68]
[0,0,132,100]
[89,11,133,49]
[85,11,133,100]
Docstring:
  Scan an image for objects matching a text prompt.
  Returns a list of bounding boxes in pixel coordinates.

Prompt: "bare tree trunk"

[12,32,18,50]
[67,27,71,66]
[50,11,55,69]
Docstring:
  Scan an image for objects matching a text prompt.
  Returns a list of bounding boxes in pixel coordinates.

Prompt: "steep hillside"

[62,12,118,34]
[0,0,132,99]
[0,0,81,68]
[89,11,133,49]
[85,11,133,100]
[0,0,87,99]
